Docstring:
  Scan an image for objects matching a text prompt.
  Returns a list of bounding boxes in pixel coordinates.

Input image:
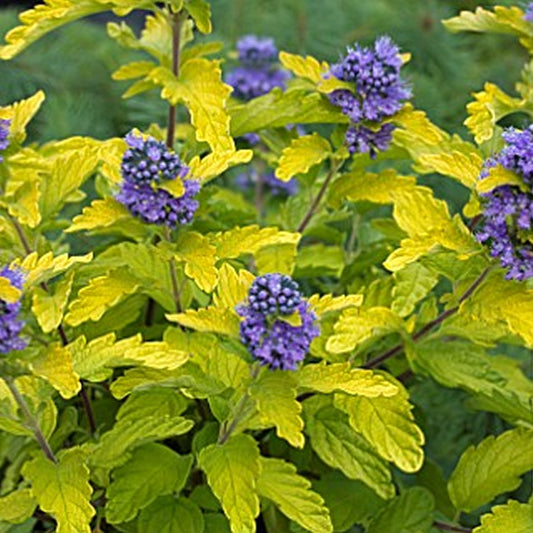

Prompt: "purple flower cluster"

[476,127,533,280]
[116,132,200,228]
[525,2,533,22]
[0,266,26,354]
[235,170,299,196]
[0,119,10,162]
[226,35,290,101]
[327,36,410,157]
[237,274,319,371]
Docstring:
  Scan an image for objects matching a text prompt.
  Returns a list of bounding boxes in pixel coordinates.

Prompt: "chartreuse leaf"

[138,496,204,533]
[0,277,22,304]
[334,389,425,473]
[0,489,36,524]
[278,51,329,84]
[255,242,299,276]
[392,262,439,317]
[188,148,253,182]
[326,306,404,355]
[64,269,139,326]
[303,397,394,499]
[448,428,533,513]
[166,307,240,336]
[150,59,234,152]
[31,342,81,400]
[198,434,261,533]
[250,371,304,448]
[474,500,533,533]
[275,134,331,182]
[106,443,193,524]
[213,263,255,309]
[298,363,398,397]
[22,447,95,533]
[307,293,363,318]
[476,165,523,194]
[366,487,434,533]
[31,271,74,333]
[257,457,333,533]
[185,0,212,34]
[0,91,45,145]
[174,232,218,293]
[5,173,41,228]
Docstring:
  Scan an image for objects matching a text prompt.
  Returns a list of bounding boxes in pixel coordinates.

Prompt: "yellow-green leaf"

[307,293,363,317]
[0,276,22,303]
[257,457,333,533]
[185,0,212,34]
[0,489,37,524]
[22,447,95,533]
[278,51,329,83]
[188,149,252,182]
[0,91,45,144]
[473,500,533,533]
[198,434,261,533]
[166,307,240,337]
[476,165,524,194]
[213,263,255,309]
[275,134,331,182]
[392,262,439,317]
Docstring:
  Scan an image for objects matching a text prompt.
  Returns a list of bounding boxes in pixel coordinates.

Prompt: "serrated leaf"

[275,134,331,182]
[106,443,193,524]
[366,487,434,533]
[150,59,234,152]
[250,372,304,448]
[392,263,439,317]
[257,457,333,533]
[297,363,398,397]
[255,242,298,276]
[213,263,255,309]
[5,177,41,228]
[65,269,139,326]
[294,244,344,278]
[334,391,425,473]
[278,51,329,84]
[166,307,240,336]
[0,91,45,145]
[31,271,74,333]
[198,434,261,533]
[473,500,533,533]
[138,496,204,533]
[185,0,212,33]
[112,59,156,81]
[188,148,252,182]
[31,343,81,399]
[326,306,404,354]
[22,447,95,533]
[307,293,363,317]
[304,398,394,499]
[476,165,524,194]
[448,428,533,513]
[0,489,36,524]
[0,277,22,304]
[90,415,194,469]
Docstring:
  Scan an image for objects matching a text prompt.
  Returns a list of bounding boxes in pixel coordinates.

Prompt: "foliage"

[0,2,532,533]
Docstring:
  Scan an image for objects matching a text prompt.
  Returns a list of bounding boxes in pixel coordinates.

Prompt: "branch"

[433,520,472,533]
[364,267,491,369]
[166,11,182,149]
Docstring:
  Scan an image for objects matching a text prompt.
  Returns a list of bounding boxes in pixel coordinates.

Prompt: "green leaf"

[303,398,394,499]
[473,500,533,533]
[64,269,139,327]
[106,443,193,524]
[294,244,345,278]
[138,496,204,533]
[392,263,439,317]
[198,434,261,533]
[0,489,36,524]
[448,428,533,513]
[250,372,304,448]
[22,447,95,533]
[334,391,425,473]
[185,0,212,33]
[297,363,398,397]
[366,487,435,533]
[278,51,329,84]
[150,59,234,152]
[275,134,331,182]
[257,457,333,533]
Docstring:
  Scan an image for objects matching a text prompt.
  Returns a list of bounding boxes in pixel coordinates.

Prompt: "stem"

[163,227,183,313]
[5,378,57,463]
[8,214,32,255]
[297,159,340,233]
[364,267,491,369]
[433,521,471,533]
[166,11,182,149]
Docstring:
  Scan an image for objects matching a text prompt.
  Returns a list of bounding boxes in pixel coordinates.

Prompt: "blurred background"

[0,0,526,143]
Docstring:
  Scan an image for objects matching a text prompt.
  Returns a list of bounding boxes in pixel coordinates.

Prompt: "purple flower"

[525,3,533,22]
[0,119,10,162]
[476,127,533,281]
[116,131,200,228]
[235,170,298,196]
[327,36,410,156]
[0,266,26,354]
[237,274,319,370]
[237,35,278,67]
[226,67,290,101]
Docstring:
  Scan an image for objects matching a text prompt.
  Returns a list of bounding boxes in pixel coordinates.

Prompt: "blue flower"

[235,170,299,196]
[237,35,278,67]
[116,132,200,228]
[525,3,533,22]
[237,274,319,371]
[0,119,10,162]
[345,123,395,159]
[476,126,533,280]
[0,266,26,354]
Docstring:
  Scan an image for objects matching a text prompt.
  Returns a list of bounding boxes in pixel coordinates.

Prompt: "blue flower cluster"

[237,273,319,371]
[0,266,26,354]
[116,132,200,228]
[226,35,290,101]
[0,119,10,162]
[476,126,533,281]
[327,36,410,157]
[235,170,299,196]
